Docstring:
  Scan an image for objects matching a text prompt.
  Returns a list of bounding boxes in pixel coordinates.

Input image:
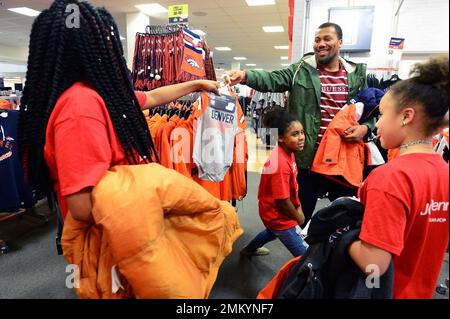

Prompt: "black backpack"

[277,197,364,299]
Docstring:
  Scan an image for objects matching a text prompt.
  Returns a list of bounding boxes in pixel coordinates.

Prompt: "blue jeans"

[244,226,308,257]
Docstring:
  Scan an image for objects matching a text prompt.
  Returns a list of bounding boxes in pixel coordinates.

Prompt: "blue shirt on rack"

[0,109,34,211]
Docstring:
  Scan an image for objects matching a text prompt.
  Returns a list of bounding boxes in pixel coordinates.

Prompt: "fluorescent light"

[254,68,264,71]
[246,64,257,66]
[281,56,289,60]
[215,47,232,51]
[191,30,206,36]
[246,0,276,6]
[281,63,290,66]
[135,4,167,16]
[274,45,289,50]
[216,68,224,71]
[234,57,247,60]
[263,26,284,33]
[120,36,126,41]
[8,7,40,17]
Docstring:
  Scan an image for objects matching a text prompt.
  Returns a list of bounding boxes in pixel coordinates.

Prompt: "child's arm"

[275,198,305,226]
[141,80,220,110]
[348,240,392,276]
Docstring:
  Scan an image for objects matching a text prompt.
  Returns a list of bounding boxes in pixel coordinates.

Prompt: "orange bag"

[257,256,301,299]
[62,164,243,298]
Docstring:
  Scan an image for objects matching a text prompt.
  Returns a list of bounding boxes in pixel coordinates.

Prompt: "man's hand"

[196,80,221,95]
[297,207,305,226]
[343,125,369,143]
[224,70,246,86]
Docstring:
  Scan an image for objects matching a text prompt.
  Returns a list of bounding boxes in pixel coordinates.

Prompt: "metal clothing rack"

[140,24,186,36]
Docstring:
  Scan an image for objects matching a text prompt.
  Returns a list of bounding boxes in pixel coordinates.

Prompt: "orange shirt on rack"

[171,114,196,179]
[154,115,168,157]
[230,99,248,201]
[158,115,180,169]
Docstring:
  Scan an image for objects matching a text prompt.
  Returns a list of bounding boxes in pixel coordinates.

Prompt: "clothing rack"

[0,109,48,254]
[132,24,216,92]
[366,69,402,91]
[149,106,192,119]
[143,24,185,36]
[249,90,286,144]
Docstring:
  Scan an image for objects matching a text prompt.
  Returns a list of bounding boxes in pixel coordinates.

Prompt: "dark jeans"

[297,168,357,227]
[245,226,308,257]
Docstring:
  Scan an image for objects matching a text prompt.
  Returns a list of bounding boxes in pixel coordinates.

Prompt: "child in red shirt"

[18,1,220,223]
[241,109,308,257]
[349,56,449,299]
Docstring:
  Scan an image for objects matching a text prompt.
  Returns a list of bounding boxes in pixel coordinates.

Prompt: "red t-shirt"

[317,62,349,145]
[358,153,449,299]
[258,146,300,230]
[44,82,147,219]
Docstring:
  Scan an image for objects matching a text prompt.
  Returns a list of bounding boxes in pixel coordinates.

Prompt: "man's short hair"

[318,22,343,40]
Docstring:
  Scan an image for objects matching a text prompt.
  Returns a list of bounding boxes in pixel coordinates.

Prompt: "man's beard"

[316,51,337,66]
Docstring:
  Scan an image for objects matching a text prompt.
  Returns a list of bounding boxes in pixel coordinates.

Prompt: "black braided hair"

[19,0,157,197]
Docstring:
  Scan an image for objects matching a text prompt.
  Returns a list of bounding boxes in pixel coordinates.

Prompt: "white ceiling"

[0,0,291,72]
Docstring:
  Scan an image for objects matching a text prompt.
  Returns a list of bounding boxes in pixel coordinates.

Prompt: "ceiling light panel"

[246,0,276,6]
[191,30,206,36]
[215,47,232,51]
[135,4,168,16]
[8,7,40,17]
[263,26,284,33]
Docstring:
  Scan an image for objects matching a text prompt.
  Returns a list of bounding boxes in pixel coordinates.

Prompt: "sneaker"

[240,247,270,256]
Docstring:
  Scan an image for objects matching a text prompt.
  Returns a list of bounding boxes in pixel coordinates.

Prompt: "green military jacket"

[246,54,371,169]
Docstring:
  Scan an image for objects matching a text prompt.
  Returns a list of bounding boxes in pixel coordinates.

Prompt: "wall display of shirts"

[132,24,216,91]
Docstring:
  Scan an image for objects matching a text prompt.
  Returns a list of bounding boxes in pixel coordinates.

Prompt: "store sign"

[388,37,405,61]
[168,5,189,24]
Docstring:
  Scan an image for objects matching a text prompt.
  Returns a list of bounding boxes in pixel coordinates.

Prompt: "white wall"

[396,0,449,53]
[0,62,27,74]
[0,45,28,64]
[297,0,449,78]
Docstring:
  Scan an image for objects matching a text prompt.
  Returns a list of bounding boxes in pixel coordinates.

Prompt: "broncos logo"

[186,58,201,69]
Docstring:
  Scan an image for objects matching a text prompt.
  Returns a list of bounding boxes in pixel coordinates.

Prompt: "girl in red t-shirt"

[241,108,308,257]
[18,1,220,223]
[349,56,449,298]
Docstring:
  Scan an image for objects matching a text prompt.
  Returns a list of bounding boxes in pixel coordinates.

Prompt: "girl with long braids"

[19,0,220,223]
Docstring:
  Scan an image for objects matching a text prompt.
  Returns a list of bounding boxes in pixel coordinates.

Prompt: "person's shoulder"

[60,82,102,101]
[55,82,107,119]
[365,158,410,190]
[366,154,441,190]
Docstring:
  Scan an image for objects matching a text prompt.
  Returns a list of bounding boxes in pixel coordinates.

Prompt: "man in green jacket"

[226,23,373,226]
